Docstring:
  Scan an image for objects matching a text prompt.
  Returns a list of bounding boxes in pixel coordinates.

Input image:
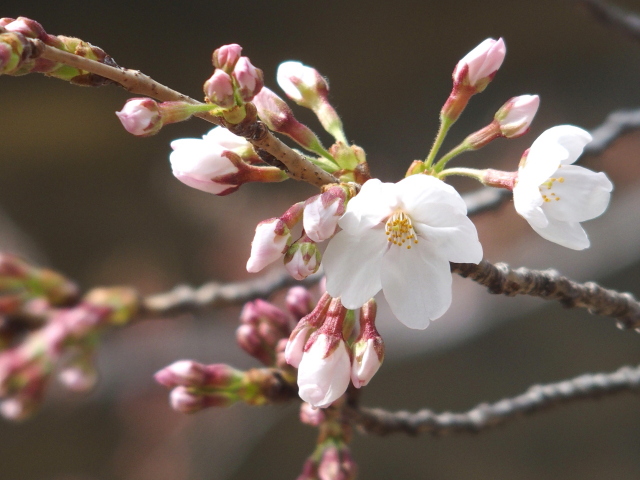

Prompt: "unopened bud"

[453,37,506,91]
[351,299,384,388]
[494,94,540,138]
[204,69,235,108]
[285,286,314,319]
[212,43,242,72]
[154,360,208,388]
[233,57,263,102]
[303,185,351,242]
[246,218,292,273]
[284,235,321,280]
[318,445,357,480]
[300,401,325,426]
[116,98,162,136]
[169,386,235,413]
[277,61,328,108]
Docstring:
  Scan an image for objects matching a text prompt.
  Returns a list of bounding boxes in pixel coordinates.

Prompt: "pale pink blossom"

[233,56,263,102]
[213,44,242,72]
[513,125,613,249]
[204,69,235,108]
[323,174,482,329]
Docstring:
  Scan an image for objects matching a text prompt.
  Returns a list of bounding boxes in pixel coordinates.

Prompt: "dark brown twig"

[344,363,640,436]
[452,260,640,329]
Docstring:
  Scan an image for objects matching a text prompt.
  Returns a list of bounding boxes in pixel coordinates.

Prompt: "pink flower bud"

[277,61,328,108]
[285,286,314,319]
[297,333,351,408]
[453,38,506,91]
[3,17,46,39]
[303,186,349,242]
[212,43,242,72]
[351,299,384,388]
[154,360,209,388]
[169,138,240,195]
[116,98,162,137]
[494,94,540,138]
[318,445,357,480]
[284,235,321,280]
[246,218,292,273]
[284,293,332,368]
[233,56,264,102]
[169,386,236,413]
[203,69,235,108]
[58,364,98,392]
[300,401,325,426]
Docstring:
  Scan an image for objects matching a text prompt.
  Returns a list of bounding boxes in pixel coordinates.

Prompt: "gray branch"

[140,270,322,317]
[344,363,640,436]
[452,261,640,329]
[577,0,640,44]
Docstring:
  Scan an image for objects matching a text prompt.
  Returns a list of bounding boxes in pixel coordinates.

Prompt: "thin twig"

[344,363,640,436]
[452,260,640,329]
[33,40,338,188]
[141,270,322,318]
[577,0,640,43]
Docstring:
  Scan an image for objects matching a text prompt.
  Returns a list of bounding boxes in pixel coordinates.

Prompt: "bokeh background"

[2,0,640,479]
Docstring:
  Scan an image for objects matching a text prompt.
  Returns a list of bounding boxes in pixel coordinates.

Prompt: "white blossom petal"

[338,179,394,234]
[323,229,386,309]
[380,242,452,329]
[513,181,549,228]
[530,217,590,250]
[398,174,468,217]
[414,208,483,263]
[537,165,613,223]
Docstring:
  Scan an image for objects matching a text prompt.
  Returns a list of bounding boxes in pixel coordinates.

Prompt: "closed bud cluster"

[204,44,263,108]
[246,202,304,273]
[317,444,357,480]
[0,254,79,307]
[284,234,321,280]
[236,299,293,365]
[285,286,314,320]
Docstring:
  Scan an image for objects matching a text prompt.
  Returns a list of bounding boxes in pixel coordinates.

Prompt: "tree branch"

[344,363,640,436]
[577,0,640,43]
[140,270,322,318]
[452,260,640,329]
[33,40,338,188]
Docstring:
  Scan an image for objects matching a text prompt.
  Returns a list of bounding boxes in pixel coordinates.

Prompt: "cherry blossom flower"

[513,125,613,250]
[323,174,483,329]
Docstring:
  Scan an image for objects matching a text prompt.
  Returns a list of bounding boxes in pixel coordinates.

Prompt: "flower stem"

[433,142,472,173]
[437,167,485,183]
[424,115,453,170]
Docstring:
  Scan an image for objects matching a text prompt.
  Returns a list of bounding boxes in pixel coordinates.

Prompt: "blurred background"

[2,0,640,478]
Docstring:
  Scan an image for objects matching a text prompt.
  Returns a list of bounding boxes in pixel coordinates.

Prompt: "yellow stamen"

[385,211,419,248]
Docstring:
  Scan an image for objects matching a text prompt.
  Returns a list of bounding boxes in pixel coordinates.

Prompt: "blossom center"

[539,175,565,203]
[385,211,419,249]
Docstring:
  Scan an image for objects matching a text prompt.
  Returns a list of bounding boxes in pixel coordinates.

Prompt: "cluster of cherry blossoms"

[110,39,613,410]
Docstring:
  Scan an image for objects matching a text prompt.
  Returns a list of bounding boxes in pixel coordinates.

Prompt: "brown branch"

[33,40,338,188]
[577,0,640,44]
[140,270,322,318]
[344,363,640,436]
[583,107,640,155]
[452,260,640,329]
